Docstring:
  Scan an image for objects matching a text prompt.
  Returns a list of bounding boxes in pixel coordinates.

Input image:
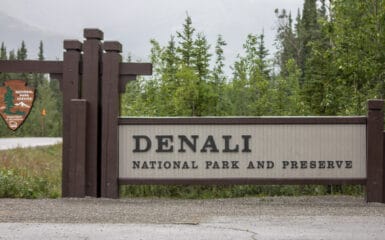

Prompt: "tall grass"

[0,144,62,198]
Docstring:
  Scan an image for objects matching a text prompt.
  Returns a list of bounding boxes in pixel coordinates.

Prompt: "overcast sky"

[1,0,303,67]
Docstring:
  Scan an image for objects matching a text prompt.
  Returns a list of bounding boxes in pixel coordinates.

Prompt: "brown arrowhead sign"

[0,80,35,130]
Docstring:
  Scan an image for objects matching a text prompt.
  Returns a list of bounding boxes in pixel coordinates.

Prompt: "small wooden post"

[62,40,82,197]
[82,29,103,197]
[68,99,87,197]
[383,131,385,202]
[366,99,384,203]
[100,41,122,198]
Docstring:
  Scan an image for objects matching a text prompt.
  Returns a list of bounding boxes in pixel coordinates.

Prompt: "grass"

[119,184,364,199]
[0,144,364,198]
[0,144,62,198]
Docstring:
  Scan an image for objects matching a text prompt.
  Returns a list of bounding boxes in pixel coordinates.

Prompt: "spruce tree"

[274,9,299,76]
[159,36,179,115]
[32,41,45,88]
[8,50,16,60]
[211,35,227,115]
[192,33,211,81]
[231,34,271,116]
[163,36,178,84]
[0,42,6,60]
[38,41,44,61]
[0,42,8,85]
[298,0,320,80]
[176,14,195,66]
[212,35,226,85]
[17,41,27,60]
[16,41,28,81]
[256,33,270,77]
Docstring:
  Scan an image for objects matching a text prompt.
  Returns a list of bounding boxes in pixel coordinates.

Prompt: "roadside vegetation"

[120,184,363,199]
[0,144,61,198]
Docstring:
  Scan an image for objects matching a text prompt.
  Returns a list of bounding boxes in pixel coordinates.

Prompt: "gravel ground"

[1,195,384,224]
[1,196,385,239]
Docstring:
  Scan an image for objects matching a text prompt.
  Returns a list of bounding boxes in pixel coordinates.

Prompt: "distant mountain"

[0,11,66,60]
[1,1,301,73]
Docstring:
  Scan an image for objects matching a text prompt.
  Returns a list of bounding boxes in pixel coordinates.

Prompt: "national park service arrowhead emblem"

[0,80,35,130]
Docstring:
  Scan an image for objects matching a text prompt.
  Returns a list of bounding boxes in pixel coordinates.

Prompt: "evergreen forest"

[1,0,385,136]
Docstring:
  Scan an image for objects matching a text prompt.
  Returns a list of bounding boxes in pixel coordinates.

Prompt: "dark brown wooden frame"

[117,111,384,203]
[118,117,367,125]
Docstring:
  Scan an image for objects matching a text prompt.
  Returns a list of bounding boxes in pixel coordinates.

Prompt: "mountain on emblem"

[0,80,35,130]
[15,102,31,108]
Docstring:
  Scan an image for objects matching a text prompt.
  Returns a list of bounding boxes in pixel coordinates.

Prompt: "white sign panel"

[119,124,366,179]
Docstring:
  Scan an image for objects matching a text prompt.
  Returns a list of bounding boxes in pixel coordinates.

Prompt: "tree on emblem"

[4,86,14,114]
[3,86,25,115]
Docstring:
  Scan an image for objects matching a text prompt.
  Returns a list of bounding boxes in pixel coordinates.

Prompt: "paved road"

[0,196,384,239]
[1,216,384,240]
[0,137,62,150]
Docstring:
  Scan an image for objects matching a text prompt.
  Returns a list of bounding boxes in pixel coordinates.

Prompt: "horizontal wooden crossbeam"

[118,116,368,125]
[0,60,152,76]
[119,178,367,186]
[119,63,152,76]
[0,60,63,74]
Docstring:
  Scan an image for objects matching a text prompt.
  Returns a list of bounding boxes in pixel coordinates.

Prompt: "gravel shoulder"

[1,195,384,224]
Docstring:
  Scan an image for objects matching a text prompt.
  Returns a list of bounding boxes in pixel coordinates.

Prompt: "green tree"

[38,41,44,61]
[0,42,8,85]
[301,0,333,114]
[15,41,29,81]
[176,13,195,67]
[272,59,305,115]
[274,9,300,76]
[330,0,385,114]
[191,33,212,115]
[0,42,6,60]
[173,65,200,116]
[257,33,270,77]
[8,50,16,60]
[192,33,211,81]
[231,34,271,116]
[122,14,217,117]
[210,35,228,115]
[297,0,320,81]
[31,41,45,88]
[17,41,27,60]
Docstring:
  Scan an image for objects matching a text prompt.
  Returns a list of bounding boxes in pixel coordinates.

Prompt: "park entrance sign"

[119,118,366,181]
[0,28,384,203]
[117,110,384,204]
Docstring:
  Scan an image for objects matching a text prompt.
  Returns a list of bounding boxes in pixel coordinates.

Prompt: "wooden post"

[68,99,87,197]
[100,41,122,198]
[383,131,385,202]
[62,40,82,197]
[82,29,103,197]
[366,100,384,203]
